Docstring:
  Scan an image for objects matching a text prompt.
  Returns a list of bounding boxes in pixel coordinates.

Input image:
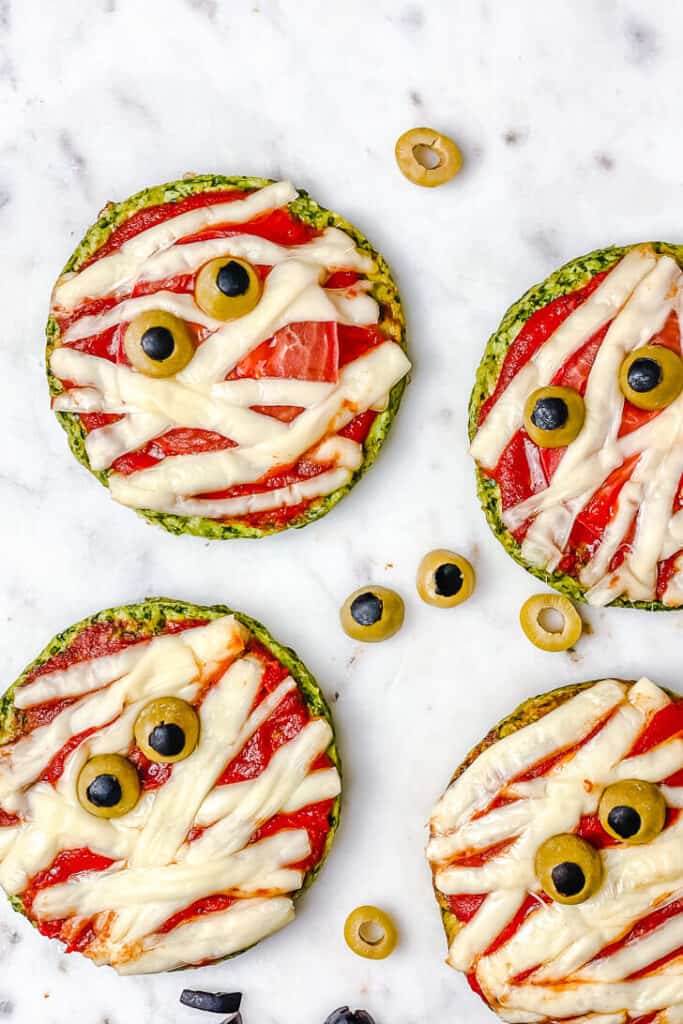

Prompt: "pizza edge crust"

[468,241,683,610]
[0,596,342,968]
[45,174,409,540]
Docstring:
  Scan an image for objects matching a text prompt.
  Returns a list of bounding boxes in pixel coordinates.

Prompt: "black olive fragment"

[607,804,642,839]
[86,773,122,808]
[216,260,251,297]
[350,592,383,626]
[551,860,585,897]
[179,990,242,1015]
[141,326,175,361]
[324,1008,376,1024]
[149,722,186,758]
[531,396,569,432]
[627,357,662,394]
[434,562,463,597]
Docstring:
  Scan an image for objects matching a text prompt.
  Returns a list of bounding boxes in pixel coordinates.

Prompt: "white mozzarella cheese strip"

[663,513,683,561]
[326,288,379,325]
[86,414,170,470]
[470,247,657,470]
[212,378,335,408]
[575,913,683,982]
[176,467,352,519]
[50,348,288,447]
[502,977,683,1019]
[32,830,308,918]
[446,889,526,971]
[196,767,340,826]
[62,292,224,343]
[183,719,333,862]
[427,801,534,864]
[430,680,626,834]
[13,615,246,710]
[0,828,19,858]
[135,227,375,286]
[52,181,298,310]
[609,741,683,783]
[114,896,295,975]
[506,256,680,534]
[108,342,411,510]
[52,387,134,414]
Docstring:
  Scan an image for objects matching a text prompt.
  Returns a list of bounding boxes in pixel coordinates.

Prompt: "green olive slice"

[598,779,666,845]
[134,697,200,764]
[340,587,404,642]
[417,550,475,608]
[619,345,683,411]
[524,386,585,448]
[519,593,583,652]
[77,754,141,819]
[124,310,195,378]
[395,127,463,187]
[535,834,603,904]
[344,905,398,959]
[194,257,262,321]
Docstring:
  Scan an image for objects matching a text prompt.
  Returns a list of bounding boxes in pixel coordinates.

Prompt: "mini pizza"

[47,175,410,538]
[469,242,683,607]
[0,599,341,974]
[427,677,683,1023]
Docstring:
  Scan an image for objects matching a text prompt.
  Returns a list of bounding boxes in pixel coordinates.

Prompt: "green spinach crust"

[0,597,341,960]
[46,175,408,539]
[468,242,683,610]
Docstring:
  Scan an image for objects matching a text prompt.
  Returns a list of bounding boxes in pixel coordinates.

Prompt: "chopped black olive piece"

[179,990,242,1014]
[216,260,251,297]
[434,562,463,597]
[530,396,569,431]
[551,860,585,897]
[607,804,641,839]
[324,1009,376,1024]
[149,722,186,758]
[627,357,662,393]
[350,592,383,626]
[141,325,175,362]
[86,773,121,808]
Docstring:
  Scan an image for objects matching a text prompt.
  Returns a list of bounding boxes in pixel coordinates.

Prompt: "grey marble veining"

[1,1,683,1021]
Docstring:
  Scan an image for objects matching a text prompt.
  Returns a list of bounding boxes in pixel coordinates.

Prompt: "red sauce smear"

[179,207,319,248]
[112,428,237,476]
[629,701,683,756]
[484,893,552,957]
[447,893,487,922]
[448,837,514,869]
[23,847,114,917]
[218,690,310,785]
[591,896,683,968]
[511,707,618,784]
[0,809,20,827]
[158,893,236,935]
[127,745,172,790]
[249,799,335,872]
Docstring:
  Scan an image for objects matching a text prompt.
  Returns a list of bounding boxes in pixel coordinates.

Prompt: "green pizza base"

[468,242,683,610]
[46,175,408,539]
[0,597,341,962]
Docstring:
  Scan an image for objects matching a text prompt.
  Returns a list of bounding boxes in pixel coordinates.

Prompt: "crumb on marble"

[594,152,615,171]
[624,18,660,63]
[502,128,527,146]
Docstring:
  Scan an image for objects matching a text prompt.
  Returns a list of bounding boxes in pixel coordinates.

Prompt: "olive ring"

[343,905,398,960]
[519,593,582,652]
[395,127,462,188]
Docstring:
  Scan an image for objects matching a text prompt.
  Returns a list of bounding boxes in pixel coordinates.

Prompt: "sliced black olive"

[434,562,463,596]
[531,396,569,431]
[627,357,662,393]
[77,754,141,819]
[350,592,383,626]
[324,1009,376,1024]
[607,804,641,838]
[216,260,251,297]
[195,257,261,321]
[524,386,585,448]
[141,325,175,362]
[149,723,186,758]
[87,773,122,808]
[179,990,242,1014]
[551,861,585,897]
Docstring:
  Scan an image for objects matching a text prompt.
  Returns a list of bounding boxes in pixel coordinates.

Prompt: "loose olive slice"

[519,593,582,652]
[395,127,463,187]
[535,834,603,904]
[344,905,397,960]
[417,549,475,608]
[524,386,585,448]
[598,779,666,845]
[340,587,404,643]
[77,754,141,819]
[124,310,195,378]
[134,697,200,764]
[195,257,262,321]
[619,345,683,411]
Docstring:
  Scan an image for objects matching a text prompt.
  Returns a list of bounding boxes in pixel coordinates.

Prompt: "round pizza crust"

[469,241,683,610]
[46,174,408,539]
[0,598,341,971]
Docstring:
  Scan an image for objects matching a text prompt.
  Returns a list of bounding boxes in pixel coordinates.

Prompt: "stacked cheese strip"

[428,679,683,1023]
[470,245,683,606]
[0,616,340,973]
[49,180,410,519]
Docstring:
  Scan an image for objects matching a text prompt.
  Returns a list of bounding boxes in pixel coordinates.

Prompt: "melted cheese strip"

[108,342,410,511]
[52,181,298,310]
[428,679,683,1022]
[212,378,335,407]
[196,767,341,826]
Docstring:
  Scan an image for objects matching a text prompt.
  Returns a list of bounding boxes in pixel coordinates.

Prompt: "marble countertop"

[1,0,683,1021]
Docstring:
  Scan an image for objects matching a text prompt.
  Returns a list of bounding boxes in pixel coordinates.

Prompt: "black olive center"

[141,326,175,362]
[216,260,250,297]
[86,773,122,808]
[531,396,569,432]
[434,563,464,597]
[627,357,662,394]
[551,860,586,897]
[607,804,642,839]
[350,592,383,626]
[148,722,186,758]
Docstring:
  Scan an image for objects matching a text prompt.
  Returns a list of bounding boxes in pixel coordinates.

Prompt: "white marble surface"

[1,0,683,1021]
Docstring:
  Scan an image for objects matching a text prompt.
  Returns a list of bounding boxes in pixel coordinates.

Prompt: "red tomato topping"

[218,690,310,784]
[112,428,237,476]
[79,412,123,432]
[230,322,340,384]
[338,324,386,367]
[131,273,195,298]
[629,701,683,756]
[447,893,487,922]
[551,322,610,394]
[23,848,114,916]
[484,893,550,956]
[158,894,236,935]
[196,456,332,502]
[338,409,377,444]
[576,813,619,849]
[512,708,618,784]
[179,207,319,248]
[66,323,123,360]
[325,271,361,289]
[448,838,515,868]
[249,799,334,872]
[618,310,681,438]
[0,809,20,827]
[250,404,305,424]
[128,745,172,790]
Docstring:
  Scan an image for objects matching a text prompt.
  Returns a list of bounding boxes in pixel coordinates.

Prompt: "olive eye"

[619,345,683,411]
[134,697,200,764]
[524,386,585,448]
[77,754,141,819]
[534,833,603,904]
[417,549,475,608]
[340,587,404,643]
[194,257,262,321]
[598,779,666,845]
[124,310,195,378]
